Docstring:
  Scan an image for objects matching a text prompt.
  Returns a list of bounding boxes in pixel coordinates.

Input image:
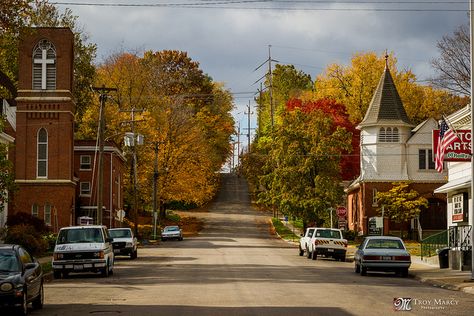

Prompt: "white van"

[52,225,114,278]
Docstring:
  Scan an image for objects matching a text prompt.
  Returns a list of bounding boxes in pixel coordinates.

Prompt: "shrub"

[4,224,48,256]
[42,233,58,252]
[6,212,50,234]
[343,230,357,241]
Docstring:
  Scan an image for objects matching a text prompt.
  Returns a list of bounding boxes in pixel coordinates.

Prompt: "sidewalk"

[409,256,474,294]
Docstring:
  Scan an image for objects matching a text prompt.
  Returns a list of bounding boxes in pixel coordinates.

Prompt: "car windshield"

[365,239,404,250]
[164,226,179,232]
[109,229,131,238]
[57,228,104,244]
[0,250,20,272]
[315,229,341,239]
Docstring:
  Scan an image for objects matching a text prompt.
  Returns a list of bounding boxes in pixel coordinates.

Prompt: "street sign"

[336,206,347,218]
[115,209,125,222]
[338,219,347,230]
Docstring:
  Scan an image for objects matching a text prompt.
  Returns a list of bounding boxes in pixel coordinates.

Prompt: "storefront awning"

[434,176,471,193]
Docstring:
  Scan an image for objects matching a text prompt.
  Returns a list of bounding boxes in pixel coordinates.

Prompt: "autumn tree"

[376,182,428,237]
[81,50,234,223]
[431,23,470,96]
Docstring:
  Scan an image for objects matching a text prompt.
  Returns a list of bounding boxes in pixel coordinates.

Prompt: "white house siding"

[407,118,448,182]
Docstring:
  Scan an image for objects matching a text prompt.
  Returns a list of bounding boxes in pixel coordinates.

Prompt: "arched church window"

[37,128,48,178]
[378,127,386,142]
[379,127,399,143]
[32,39,56,90]
[392,127,400,142]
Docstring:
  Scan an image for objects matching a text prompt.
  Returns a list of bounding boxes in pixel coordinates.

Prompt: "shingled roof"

[357,64,414,129]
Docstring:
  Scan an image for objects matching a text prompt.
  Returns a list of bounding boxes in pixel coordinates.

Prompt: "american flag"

[435,119,458,172]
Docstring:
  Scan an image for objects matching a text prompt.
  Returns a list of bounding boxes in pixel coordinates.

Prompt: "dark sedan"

[0,244,43,315]
[354,236,411,277]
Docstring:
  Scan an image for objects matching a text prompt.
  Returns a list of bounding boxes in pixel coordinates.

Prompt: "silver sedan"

[161,226,183,241]
[354,236,411,277]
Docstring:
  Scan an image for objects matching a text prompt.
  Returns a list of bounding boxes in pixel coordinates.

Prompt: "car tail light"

[363,255,380,260]
[394,256,411,261]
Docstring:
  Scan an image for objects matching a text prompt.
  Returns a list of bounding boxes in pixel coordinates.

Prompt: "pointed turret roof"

[357,58,414,129]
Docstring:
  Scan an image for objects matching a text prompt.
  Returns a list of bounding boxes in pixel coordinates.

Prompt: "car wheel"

[298,246,304,256]
[360,265,367,276]
[339,255,346,262]
[400,268,409,277]
[17,290,27,316]
[311,251,317,260]
[53,270,62,279]
[354,263,360,273]
[101,261,110,277]
[32,283,44,309]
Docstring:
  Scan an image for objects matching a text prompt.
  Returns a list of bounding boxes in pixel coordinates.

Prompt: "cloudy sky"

[52,0,468,134]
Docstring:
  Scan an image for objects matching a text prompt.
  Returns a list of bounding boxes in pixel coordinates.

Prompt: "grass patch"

[41,261,52,274]
[271,218,300,242]
[404,241,421,256]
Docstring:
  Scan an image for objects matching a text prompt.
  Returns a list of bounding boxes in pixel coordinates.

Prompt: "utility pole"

[121,108,144,238]
[237,122,241,166]
[152,141,163,240]
[253,45,278,131]
[469,0,474,280]
[92,86,116,225]
[245,101,253,152]
[268,45,274,129]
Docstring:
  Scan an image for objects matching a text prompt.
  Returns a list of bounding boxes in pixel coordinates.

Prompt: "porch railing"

[448,225,472,251]
[420,230,448,259]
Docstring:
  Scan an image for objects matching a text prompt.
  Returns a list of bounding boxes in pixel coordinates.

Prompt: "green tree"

[376,182,429,236]
[258,108,351,229]
[257,64,312,137]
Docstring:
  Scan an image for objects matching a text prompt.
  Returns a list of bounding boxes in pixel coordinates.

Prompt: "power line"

[51,1,468,11]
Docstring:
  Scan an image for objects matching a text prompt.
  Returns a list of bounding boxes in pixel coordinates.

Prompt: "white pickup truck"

[299,227,316,256]
[306,228,347,262]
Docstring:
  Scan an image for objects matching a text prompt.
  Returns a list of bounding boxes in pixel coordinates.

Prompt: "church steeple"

[357,55,414,129]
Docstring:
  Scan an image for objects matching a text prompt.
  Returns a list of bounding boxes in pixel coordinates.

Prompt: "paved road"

[35,174,474,316]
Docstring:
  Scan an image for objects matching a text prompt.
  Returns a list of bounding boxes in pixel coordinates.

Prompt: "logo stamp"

[393,297,412,311]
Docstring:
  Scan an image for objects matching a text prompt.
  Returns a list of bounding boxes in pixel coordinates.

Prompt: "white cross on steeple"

[34,48,54,89]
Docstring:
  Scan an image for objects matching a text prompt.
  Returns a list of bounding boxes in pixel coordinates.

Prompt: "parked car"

[52,225,114,278]
[109,228,138,259]
[0,244,43,315]
[354,236,411,277]
[161,226,183,241]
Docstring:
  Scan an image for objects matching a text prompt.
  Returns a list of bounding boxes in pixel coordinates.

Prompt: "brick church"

[0,27,125,232]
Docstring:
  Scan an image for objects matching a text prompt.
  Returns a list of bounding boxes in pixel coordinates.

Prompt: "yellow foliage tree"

[313,52,465,125]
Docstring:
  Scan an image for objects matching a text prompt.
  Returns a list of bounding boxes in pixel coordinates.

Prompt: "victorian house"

[345,60,447,238]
